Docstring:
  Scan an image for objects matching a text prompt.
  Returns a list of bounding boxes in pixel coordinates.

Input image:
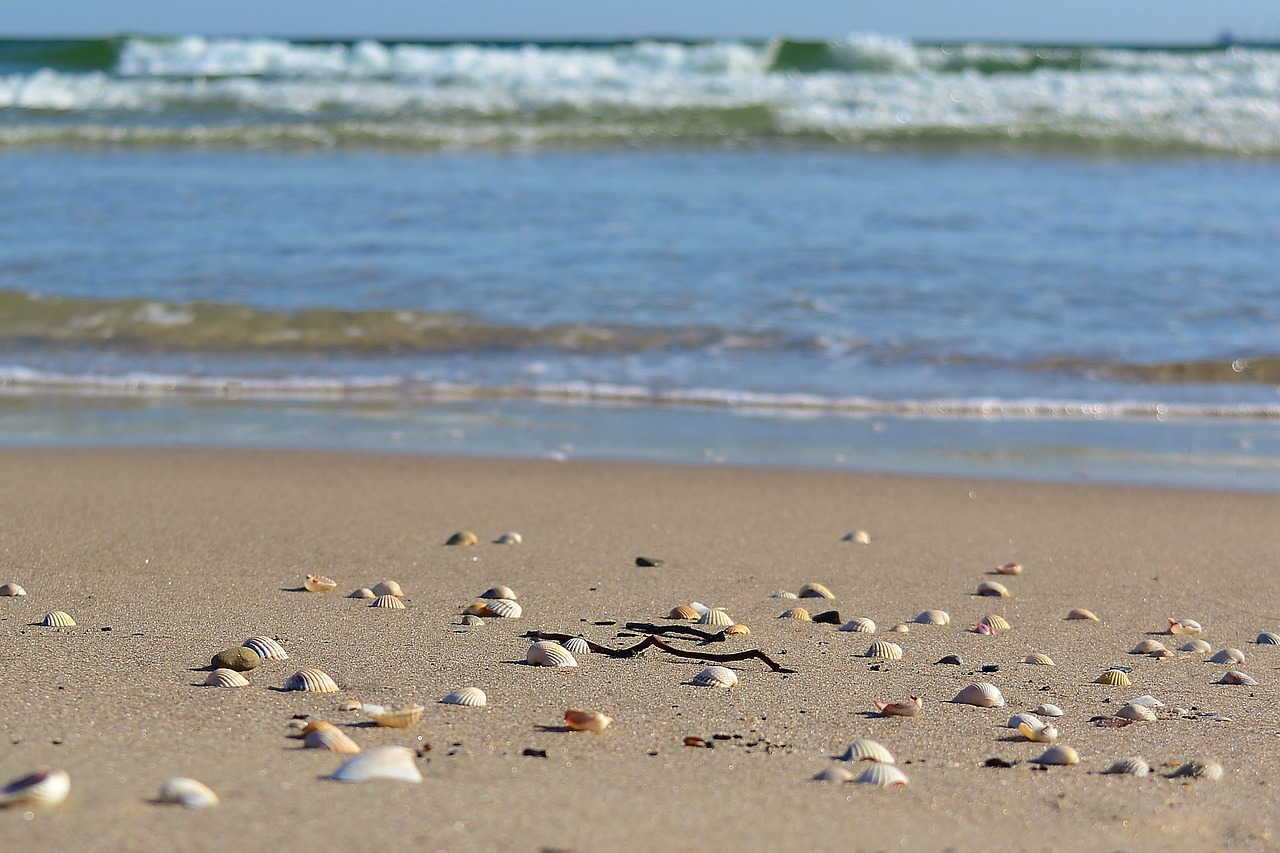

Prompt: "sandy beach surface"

[1,448,1278,852]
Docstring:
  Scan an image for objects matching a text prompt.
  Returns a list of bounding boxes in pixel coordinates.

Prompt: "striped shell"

[41,610,76,628]
[460,614,484,626]
[302,721,361,754]
[1209,647,1246,665]
[698,608,735,627]
[205,668,250,688]
[1066,608,1099,621]
[367,703,425,729]
[976,580,1009,597]
[724,623,751,636]
[813,765,855,783]
[669,605,700,620]
[331,745,422,783]
[913,609,950,626]
[839,617,876,633]
[1035,703,1064,717]
[978,614,1011,631]
[1024,653,1055,666]
[838,738,896,764]
[1256,632,1280,645]
[349,587,376,599]
[770,590,799,600]
[994,561,1023,575]
[482,598,522,619]
[1219,670,1258,685]
[243,636,289,661]
[445,530,479,546]
[371,580,404,598]
[952,682,1005,708]
[690,665,738,688]
[283,668,340,693]
[1115,703,1157,721]
[0,582,26,596]
[1169,759,1223,780]
[1131,638,1168,655]
[562,637,592,655]
[564,708,613,733]
[865,640,903,660]
[1018,722,1059,744]
[798,582,835,599]
[0,769,71,809]
[493,531,522,545]
[1168,617,1203,635]
[480,585,517,600]
[157,777,220,808]
[440,687,487,707]
[526,641,577,667]
[854,763,909,787]
[1094,669,1132,686]
[1103,756,1152,777]
[1180,638,1211,653]
[1033,745,1079,766]
[370,594,405,610]
[304,574,337,592]
[778,607,812,622]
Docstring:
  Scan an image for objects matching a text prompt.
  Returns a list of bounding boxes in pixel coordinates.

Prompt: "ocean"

[2,34,1279,489]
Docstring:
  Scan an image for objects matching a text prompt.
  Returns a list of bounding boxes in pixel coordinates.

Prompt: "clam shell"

[865,640,903,660]
[493,532,522,545]
[1130,638,1168,655]
[1094,669,1132,687]
[837,738,896,764]
[331,745,421,783]
[853,763,909,787]
[952,682,1005,708]
[1033,745,1079,766]
[1209,647,1246,665]
[440,687,487,707]
[1180,638,1212,653]
[1024,653,1055,666]
[211,647,260,672]
[978,614,1011,631]
[0,582,26,596]
[526,640,577,667]
[349,587,376,599]
[1103,756,1152,777]
[283,668,340,693]
[1018,722,1059,743]
[1035,703,1064,717]
[913,609,950,626]
[724,623,751,636]
[1006,712,1043,730]
[813,765,855,783]
[976,580,1009,597]
[770,590,799,600]
[1128,694,1165,708]
[698,608,735,627]
[480,585,518,600]
[304,574,337,592]
[367,704,425,728]
[994,562,1023,575]
[669,605,700,620]
[41,610,75,628]
[798,582,835,599]
[1219,670,1257,685]
[778,607,812,622]
[445,530,478,546]
[839,617,877,633]
[1256,632,1280,645]
[690,665,738,688]
[371,580,404,598]
[1115,703,1157,721]
[302,721,361,754]
[481,598,522,619]
[460,614,485,626]
[1169,759,1223,780]
[370,594,406,610]
[1066,608,1099,621]
[242,636,289,661]
[564,708,613,733]
[561,637,592,655]
[890,623,910,633]
[0,769,71,809]
[1168,617,1203,635]
[874,697,921,716]
[204,668,250,688]
[157,777,220,808]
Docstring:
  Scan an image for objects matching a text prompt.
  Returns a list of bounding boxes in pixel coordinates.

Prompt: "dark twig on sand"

[525,630,796,673]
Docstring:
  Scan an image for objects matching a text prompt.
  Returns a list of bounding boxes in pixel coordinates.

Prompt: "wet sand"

[0,448,1278,851]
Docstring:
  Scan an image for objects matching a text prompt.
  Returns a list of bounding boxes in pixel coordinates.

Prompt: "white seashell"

[1033,745,1079,766]
[1180,638,1211,653]
[205,668,250,688]
[349,587,376,599]
[690,665,738,688]
[304,574,337,592]
[1168,617,1203,635]
[952,682,1004,707]
[837,738,895,764]
[698,608,735,627]
[301,721,362,754]
[157,777,220,808]
[41,610,75,628]
[1131,638,1168,655]
[370,594,405,610]
[813,765,855,783]
[839,617,876,633]
[1256,632,1280,645]
[1169,759,1223,781]
[564,708,612,733]
[1115,703,1157,721]
[493,532,522,545]
[371,580,404,598]
[913,609,950,626]
[460,614,485,626]
[1219,670,1257,685]
[283,668,340,693]
[890,623,910,633]
[1094,669,1132,686]
[242,636,289,661]
[853,763,909,787]
[526,640,577,668]
[0,769,70,809]
[482,598,522,619]
[1128,694,1165,708]
[976,580,1009,597]
[798,582,835,599]
[0,582,26,596]
[561,637,591,655]
[1006,712,1043,730]
[689,602,711,615]
[1034,703,1064,717]
[440,687,487,707]
[331,745,422,783]
[770,590,799,600]
[1066,607,1099,621]
[978,614,1011,631]
[778,607,812,621]
[865,640,903,660]
[367,704,425,728]
[480,585,518,600]
[1023,653,1055,666]
[1018,722,1060,744]
[1209,647,1246,665]
[1103,756,1152,777]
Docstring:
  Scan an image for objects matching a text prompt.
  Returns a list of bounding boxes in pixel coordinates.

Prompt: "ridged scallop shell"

[1094,669,1132,686]
[331,745,421,783]
[976,580,1009,597]
[1219,670,1257,685]
[854,763,909,787]
[0,769,71,809]
[371,580,404,598]
[690,665,738,688]
[1024,653,1055,666]
[1256,632,1280,645]
[1168,617,1203,635]
[952,682,1004,707]
[994,561,1023,575]
[526,641,577,668]
[302,721,361,754]
[564,708,613,733]
[669,605,700,620]
[493,531,523,545]
[837,738,896,764]
[481,598,522,619]
[440,687,487,707]
[284,668,340,693]
[839,617,876,633]
[1169,759,1223,780]
[1066,608,1099,621]
[243,636,289,661]
[445,530,478,546]
[157,777,220,808]
[1035,703,1064,717]
[770,590,799,600]
[367,703,425,728]
[460,614,485,626]
[41,610,76,628]
[349,587,376,599]
[1180,638,1211,653]
[698,608,735,627]
[1115,703,1157,721]
[304,574,337,592]
[0,582,26,596]
[370,594,405,610]
[865,640,903,660]
[1007,712,1043,730]
[480,585,518,600]
[813,765,855,783]
[913,609,950,626]
[205,668,250,688]
[778,607,812,622]
[1018,722,1060,743]
[1209,647,1246,665]
[723,623,750,636]
[1131,638,1168,655]
[1103,756,1152,777]
[562,637,592,655]
[798,582,835,599]
[1033,745,1079,766]
[978,614,1011,631]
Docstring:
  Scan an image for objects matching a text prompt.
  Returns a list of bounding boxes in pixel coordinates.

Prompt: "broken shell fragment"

[1023,653,1055,666]
[371,580,404,598]
[0,769,70,809]
[304,574,337,593]
[994,562,1023,575]
[1168,759,1223,781]
[1219,670,1257,685]
[1115,703,1157,721]
[1032,745,1079,766]
[564,708,613,733]
[493,532,522,545]
[0,582,26,596]
[778,607,812,622]
[441,687,487,707]
[953,683,1005,708]
[445,531,479,546]
[562,637,592,655]
[242,636,288,661]
[1035,703,1064,717]
[41,610,75,628]
[838,738,896,764]
[690,665,738,688]
[156,777,220,808]
[1066,608,1099,621]
[798,582,835,599]
[669,605,700,620]
[865,640,904,660]
[1103,757,1152,777]
[1168,617,1203,635]
[698,608,735,627]
[1094,669,1132,687]
[913,609,950,626]
[839,617,876,633]
[370,594,406,610]
[854,763,909,787]
[302,721,361,755]
[526,641,577,668]
[367,704,425,729]
[1209,647,1246,665]
[874,696,922,717]
[976,580,1009,597]
[283,668,340,693]
[204,668,250,688]
[211,647,260,672]
[349,587,376,599]
[331,746,421,783]
[1131,638,1168,655]
[460,614,484,626]
[480,585,518,601]
[1180,638,1211,653]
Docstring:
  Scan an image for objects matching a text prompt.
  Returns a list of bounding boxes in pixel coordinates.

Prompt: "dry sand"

[1,448,1278,851]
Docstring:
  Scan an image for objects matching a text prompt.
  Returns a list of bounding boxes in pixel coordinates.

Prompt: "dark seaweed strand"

[525,630,796,673]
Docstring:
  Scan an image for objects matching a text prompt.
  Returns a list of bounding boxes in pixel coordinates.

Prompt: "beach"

[1,448,1277,851]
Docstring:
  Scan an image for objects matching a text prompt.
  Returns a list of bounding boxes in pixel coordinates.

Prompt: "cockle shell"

[1007,712,1043,730]
[1168,617,1203,635]
[0,769,70,809]
[370,594,405,610]
[1018,722,1060,743]
[1180,638,1211,653]
[937,654,964,665]
[1256,632,1280,645]
[669,605,700,620]
[480,585,518,601]
[331,746,421,783]
[976,580,1010,597]
[839,617,876,633]
[366,704,425,728]
[41,610,75,628]
[813,765,855,783]
[445,530,478,546]
[242,636,289,661]
[798,582,835,599]
[493,532,522,545]
[302,721,361,754]
[479,598,522,619]
[157,777,220,808]
[1219,670,1258,685]
[1169,759,1223,780]
[562,637,592,655]
[460,614,484,626]
[1094,669,1132,687]
[211,647,260,672]
[854,763,909,787]
[283,668,340,693]
[953,682,1005,707]
[874,696,921,717]
[770,590,799,600]
[1115,703,1157,721]
[838,738,896,764]
[0,582,26,596]
[1103,757,1152,777]
[205,668,250,688]
[1066,608,1099,621]
[778,607,812,622]
[698,608,735,627]
[440,687,487,707]
[371,580,404,598]
[1131,638,1168,655]
[994,562,1023,575]
[564,708,613,733]
[865,640,903,660]
[1024,653,1055,666]
[526,641,577,668]
[349,587,376,599]
[978,614,1011,631]
[914,610,950,626]
[1033,745,1079,766]
[304,574,337,592]
[1035,703,1064,717]
[1210,647,1246,665]
[690,665,738,688]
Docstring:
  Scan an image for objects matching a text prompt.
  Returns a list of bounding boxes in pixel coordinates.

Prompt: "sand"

[0,448,1278,851]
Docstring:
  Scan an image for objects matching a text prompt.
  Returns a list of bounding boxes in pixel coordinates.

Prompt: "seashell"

[211,647,260,672]
[1115,703,1157,721]
[367,703,425,728]
[339,700,363,712]
[813,765,855,783]
[445,530,479,546]
[1033,745,1079,766]
[441,687,487,707]
[865,640,903,660]
[283,668,340,693]
[854,763,909,787]
[331,745,421,784]
[1103,756,1152,777]
[690,665,738,688]
[242,636,289,661]
[480,598,522,619]
[0,769,71,809]
[371,580,404,598]
[874,696,921,717]
[460,614,484,626]
[349,587,376,599]
[890,623,910,633]
[1018,722,1060,744]
[204,668,250,688]
[976,580,1009,597]
[841,530,872,544]
[1007,712,1043,730]
[635,557,664,567]
[1256,632,1280,645]
[526,640,577,668]
[1035,703,1064,717]
[1024,653,1055,666]
[914,609,950,626]
[562,637,592,655]
[669,605,700,620]
[770,590,799,600]
[370,594,406,610]
[156,777,220,808]
[698,608,735,627]
[1131,638,1167,655]
[41,610,75,628]
[937,654,964,665]
[564,708,613,733]
[304,574,337,592]
[778,607,812,622]
[798,582,835,599]
[994,561,1023,575]
[978,614,1011,632]
[493,531,522,545]
[480,585,518,601]
[1168,617,1203,635]
[1169,759,1223,781]
[1149,648,1178,659]
[0,582,26,596]
[302,721,361,755]
[839,617,876,633]
[1209,647,1245,665]
[689,602,711,615]
[724,623,751,636]
[1219,670,1257,686]
[837,738,896,764]
[1128,694,1165,708]
[1094,669,1132,686]
[1066,608,1099,621]
[952,683,1004,708]
[1180,638,1211,653]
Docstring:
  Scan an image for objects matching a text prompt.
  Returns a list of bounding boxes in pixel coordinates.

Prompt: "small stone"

[211,647,261,672]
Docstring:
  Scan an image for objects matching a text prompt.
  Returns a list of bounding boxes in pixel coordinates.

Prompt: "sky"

[4,0,1279,44]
